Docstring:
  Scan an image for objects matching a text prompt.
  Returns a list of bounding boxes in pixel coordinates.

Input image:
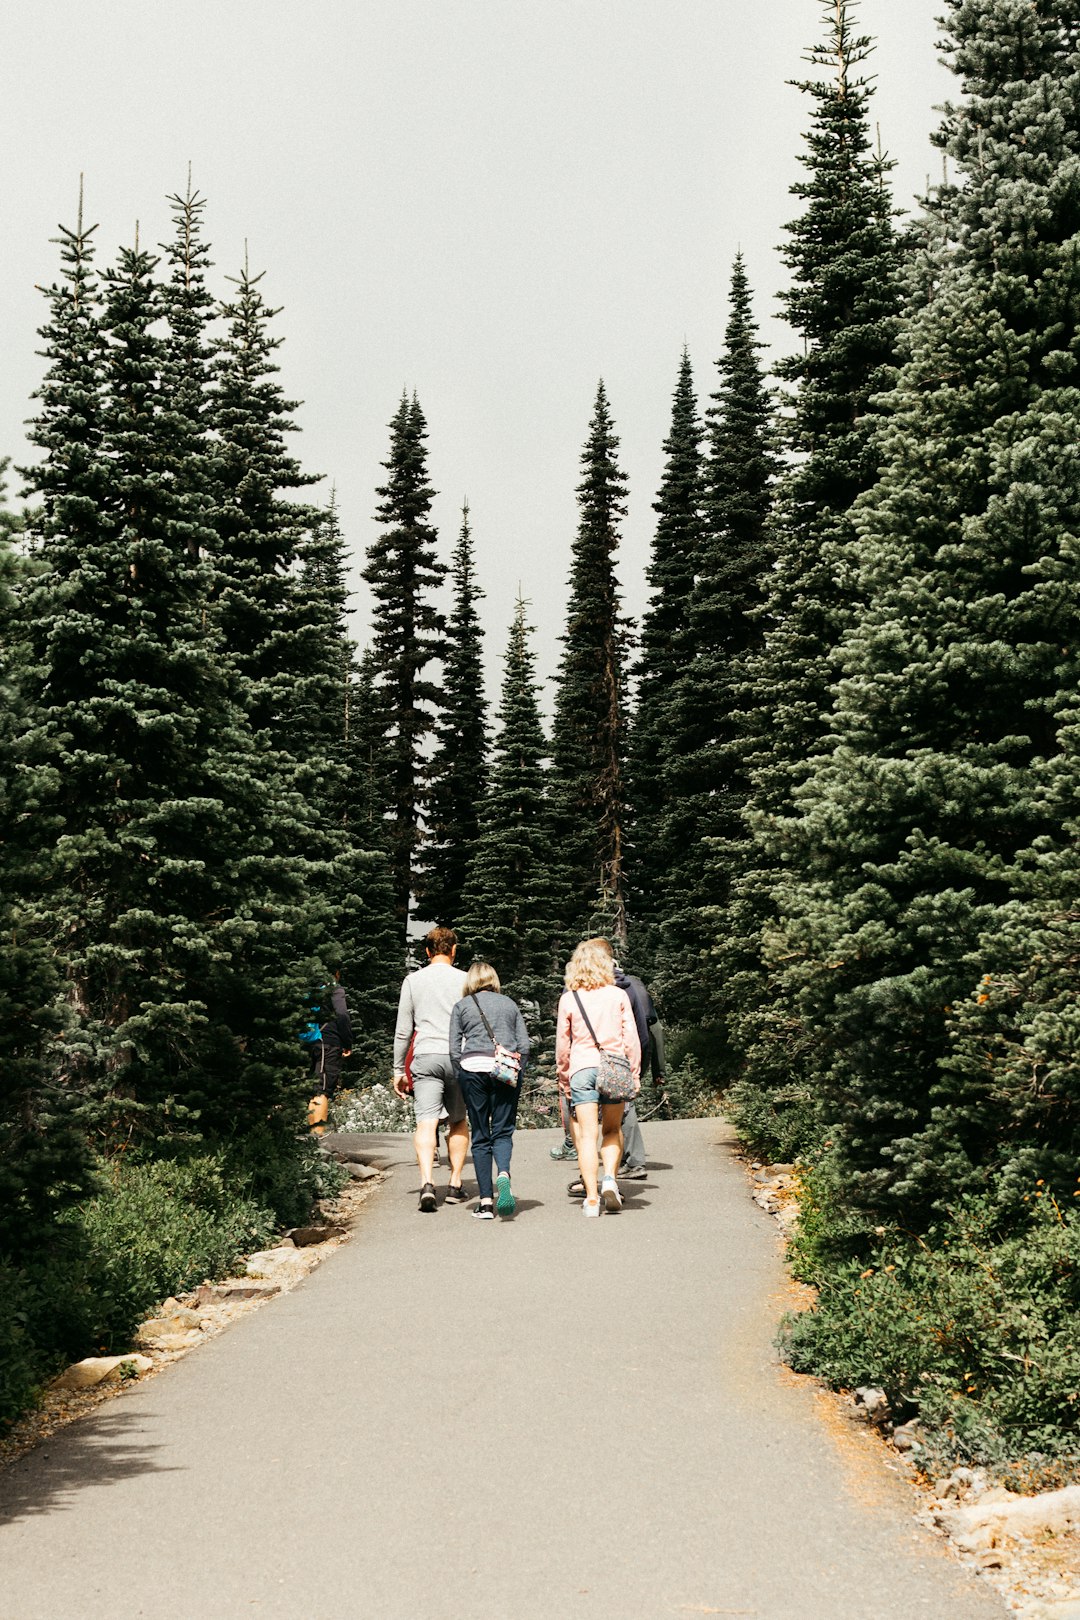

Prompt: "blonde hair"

[564,938,615,991]
[463,961,501,995]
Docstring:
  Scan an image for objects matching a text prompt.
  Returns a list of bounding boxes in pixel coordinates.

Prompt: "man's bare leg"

[414,1117,438,1186]
[447,1118,469,1187]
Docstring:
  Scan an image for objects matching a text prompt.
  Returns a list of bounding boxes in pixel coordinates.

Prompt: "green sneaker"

[549,1139,577,1161]
[495,1171,516,1217]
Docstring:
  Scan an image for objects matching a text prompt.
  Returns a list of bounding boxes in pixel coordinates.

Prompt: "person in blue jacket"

[301,970,354,1129]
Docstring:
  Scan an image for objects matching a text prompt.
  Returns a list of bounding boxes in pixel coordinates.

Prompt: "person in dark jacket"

[449,961,530,1220]
[305,971,354,1130]
[611,956,666,1179]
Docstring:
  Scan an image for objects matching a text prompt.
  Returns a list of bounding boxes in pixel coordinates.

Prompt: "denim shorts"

[569,1067,601,1107]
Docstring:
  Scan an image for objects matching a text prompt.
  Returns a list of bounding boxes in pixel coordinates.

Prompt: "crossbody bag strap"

[468,991,498,1045]
[571,989,605,1055]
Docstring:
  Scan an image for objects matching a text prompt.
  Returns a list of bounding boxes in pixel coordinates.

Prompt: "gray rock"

[144,1330,201,1354]
[853,1386,890,1424]
[891,1421,922,1452]
[940,1484,1080,1550]
[52,1354,153,1391]
[287,1225,343,1247]
[245,1249,307,1280]
[195,1282,281,1304]
[158,1303,201,1329]
[344,1161,379,1180]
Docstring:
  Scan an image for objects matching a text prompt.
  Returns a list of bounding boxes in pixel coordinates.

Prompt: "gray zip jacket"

[449,990,530,1071]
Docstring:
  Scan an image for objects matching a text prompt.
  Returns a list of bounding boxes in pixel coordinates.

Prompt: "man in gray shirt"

[392,926,470,1212]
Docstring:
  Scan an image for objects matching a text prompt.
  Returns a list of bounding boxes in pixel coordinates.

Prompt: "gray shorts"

[411,1054,468,1125]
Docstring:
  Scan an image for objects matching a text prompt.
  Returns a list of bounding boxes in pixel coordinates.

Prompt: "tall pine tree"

[551,381,631,946]
[656,256,776,1030]
[363,392,447,925]
[729,0,902,1145]
[417,500,487,926]
[19,226,325,1143]
[626,349,705,969]
[458,597,564,1033]
[212,254,321,746]
[776,0,1080,1228]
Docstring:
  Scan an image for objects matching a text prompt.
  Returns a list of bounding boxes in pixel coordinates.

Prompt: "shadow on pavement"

[0,1407,176,1526]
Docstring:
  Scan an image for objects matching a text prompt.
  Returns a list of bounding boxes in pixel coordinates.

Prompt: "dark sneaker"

[472,1200,495,1221]
[444,1184,468,1205]
[418,1182,437,1213]
[495,1172,516,1217]
[619,1163,647,1181]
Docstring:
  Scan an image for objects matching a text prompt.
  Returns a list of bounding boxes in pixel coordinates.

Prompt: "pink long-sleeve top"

[555,984,642,1093]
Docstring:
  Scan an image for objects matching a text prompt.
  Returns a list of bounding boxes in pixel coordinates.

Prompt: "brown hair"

[425,926,458,958]
[463,961,501,995]
[564,938,616,991]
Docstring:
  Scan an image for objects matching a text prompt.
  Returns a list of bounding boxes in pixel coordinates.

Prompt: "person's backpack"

[298,987,329,1045]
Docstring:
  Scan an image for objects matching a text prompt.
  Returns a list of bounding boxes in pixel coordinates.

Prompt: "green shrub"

[226,1124,345,1226]
[0,1264,51,1431]
[72,1153,276,1345]
[782,1185,1080,1471]
[724,1075,821,1162]
[659,1053,724,1119]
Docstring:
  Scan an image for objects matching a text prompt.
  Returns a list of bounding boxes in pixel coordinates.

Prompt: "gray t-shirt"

[393,960,467,1074]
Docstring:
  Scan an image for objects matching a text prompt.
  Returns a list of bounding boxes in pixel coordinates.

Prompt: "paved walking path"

[0,1119,1006,1619]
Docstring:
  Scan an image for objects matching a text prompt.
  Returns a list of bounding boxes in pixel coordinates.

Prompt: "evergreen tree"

[730,0,902,1135]
[626,349,705,968]
[656,256,776,1028]
[212,255,321,744]
[19,229,325,1143]
[160,172,217,565]
[551,381,631,946]
[777,0,1080,1229]
[344,647,392,842]
[0,455,81,1253]
[293,493,400,1051]
[362,392,446,924]
[458,597,564,1026]
[418,501,487,926]
[293,490,354,801]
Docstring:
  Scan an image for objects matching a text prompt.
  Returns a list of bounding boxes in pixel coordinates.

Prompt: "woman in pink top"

[555,938,641,1216]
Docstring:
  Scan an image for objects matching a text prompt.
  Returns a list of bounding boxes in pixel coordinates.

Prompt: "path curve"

[0,1119,1005,1619]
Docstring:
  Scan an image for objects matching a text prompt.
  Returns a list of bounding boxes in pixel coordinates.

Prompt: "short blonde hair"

[463,961,501,995]
[564,938,615,991]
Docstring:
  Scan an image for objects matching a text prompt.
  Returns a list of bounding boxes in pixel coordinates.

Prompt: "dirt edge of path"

[735,1142,1079,1620]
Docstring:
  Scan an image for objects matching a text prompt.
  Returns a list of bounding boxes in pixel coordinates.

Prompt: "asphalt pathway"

[0,1119,1006,1620]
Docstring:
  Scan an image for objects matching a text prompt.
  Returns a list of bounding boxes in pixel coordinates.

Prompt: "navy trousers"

[459,1068,521,1201]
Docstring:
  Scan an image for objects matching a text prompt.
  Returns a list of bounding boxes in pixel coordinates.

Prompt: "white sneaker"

[583,1197,601,1218]
[600,1176,622,1212]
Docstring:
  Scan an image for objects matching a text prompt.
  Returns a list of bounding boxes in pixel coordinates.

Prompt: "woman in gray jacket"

[449,961,530,1220]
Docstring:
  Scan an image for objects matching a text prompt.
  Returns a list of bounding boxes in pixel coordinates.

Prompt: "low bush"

[72,1153,276,1345]
[782,1181,1080,1473]
[723,1074,821,1162]
[0,1264,48,1431]
[658,1052,725,1119]
[226,1124,345,1227]
[333,1083,414,1134]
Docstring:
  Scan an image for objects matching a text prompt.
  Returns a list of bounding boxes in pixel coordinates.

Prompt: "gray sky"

[2,1,952,701]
